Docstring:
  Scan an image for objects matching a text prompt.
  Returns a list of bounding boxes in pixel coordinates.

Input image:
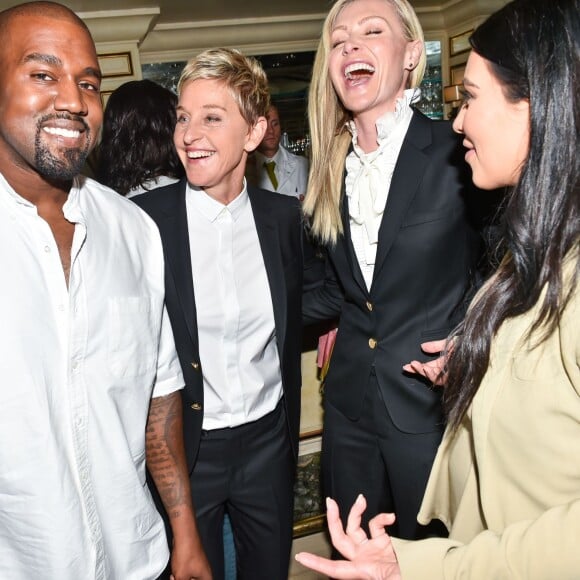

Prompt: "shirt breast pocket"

[107,296,159,379]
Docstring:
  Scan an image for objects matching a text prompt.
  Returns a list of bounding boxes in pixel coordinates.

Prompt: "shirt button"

[366,301,373,311]
[368,338,377,349]
[44,245,51,253]
[191,361,200,370]
[190,402,202,411]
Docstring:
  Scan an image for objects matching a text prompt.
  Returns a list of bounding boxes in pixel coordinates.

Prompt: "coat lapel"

[371,112,431,290]
[248,187,287,360]
[156,180,198,346]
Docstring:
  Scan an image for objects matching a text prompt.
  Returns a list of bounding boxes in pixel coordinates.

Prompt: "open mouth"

[187,150,215,159]
[42,126,81,139]
[344,62,375,81]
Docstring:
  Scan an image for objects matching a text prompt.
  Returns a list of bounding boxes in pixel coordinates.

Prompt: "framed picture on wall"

[450,63,466,85]
[449,30,473,56]
[293,436,325,538]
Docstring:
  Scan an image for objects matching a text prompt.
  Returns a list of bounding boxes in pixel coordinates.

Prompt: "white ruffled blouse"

[345,88,420,289]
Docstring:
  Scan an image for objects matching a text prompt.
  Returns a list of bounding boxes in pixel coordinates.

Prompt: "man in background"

[0,3,209,579]
[249,104,309,200]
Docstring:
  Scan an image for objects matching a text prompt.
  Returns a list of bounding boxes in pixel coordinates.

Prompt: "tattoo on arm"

[146,391,191,520]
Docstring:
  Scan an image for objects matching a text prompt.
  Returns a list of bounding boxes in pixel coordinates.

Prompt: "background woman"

[297,0,579,576]
[97,79,184,196]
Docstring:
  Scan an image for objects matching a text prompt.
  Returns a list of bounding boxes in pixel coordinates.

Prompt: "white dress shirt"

[185,182,283,430]
[345,88,419,289]
[0,174,184,580]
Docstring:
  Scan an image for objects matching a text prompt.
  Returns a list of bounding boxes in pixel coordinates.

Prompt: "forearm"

[146,391,198,540]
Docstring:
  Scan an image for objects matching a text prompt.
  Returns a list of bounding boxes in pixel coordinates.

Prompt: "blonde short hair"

[177,48,270,126]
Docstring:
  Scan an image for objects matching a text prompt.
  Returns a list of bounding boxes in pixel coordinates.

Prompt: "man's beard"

[34,118,92,181]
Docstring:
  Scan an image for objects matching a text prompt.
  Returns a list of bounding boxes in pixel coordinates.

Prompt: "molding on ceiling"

[79,1,507,65]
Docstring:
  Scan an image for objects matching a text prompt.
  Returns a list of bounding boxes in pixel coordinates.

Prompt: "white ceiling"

[0,0,447,26]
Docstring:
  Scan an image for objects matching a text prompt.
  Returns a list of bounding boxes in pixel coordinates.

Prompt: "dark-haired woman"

[296,0,579,576]
[97,79,184,196]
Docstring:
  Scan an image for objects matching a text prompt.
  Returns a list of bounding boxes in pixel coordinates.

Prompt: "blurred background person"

[302,0,491,542]
[97,79,184,197]
[248,104,309,200]
[296,0,580,577]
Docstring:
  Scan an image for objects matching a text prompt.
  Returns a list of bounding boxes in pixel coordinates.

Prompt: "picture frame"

[449,29,473,56]
[293,435,325,538]
[450,63,466,85]
[98,52,134,78]
[100,90,113,108]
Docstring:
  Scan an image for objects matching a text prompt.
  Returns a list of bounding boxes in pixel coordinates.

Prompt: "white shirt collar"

[186,179,249,223]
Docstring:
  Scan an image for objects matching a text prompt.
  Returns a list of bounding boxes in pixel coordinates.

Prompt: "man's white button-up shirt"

[0,174,184,579]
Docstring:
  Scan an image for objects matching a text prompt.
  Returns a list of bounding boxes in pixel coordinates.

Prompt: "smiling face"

[174,78,266,203]
[0,12,102,184]
[453,52,530,190]
[328,0,421,125]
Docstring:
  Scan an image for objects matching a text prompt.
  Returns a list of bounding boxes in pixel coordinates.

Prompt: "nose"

[53,78,88,116]
[452,105,465,134]
[178,121,201,146]
[342,38,360,55]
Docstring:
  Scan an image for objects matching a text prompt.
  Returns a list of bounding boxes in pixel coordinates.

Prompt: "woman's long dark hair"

[97,79,184,195]
[444,0,580,429]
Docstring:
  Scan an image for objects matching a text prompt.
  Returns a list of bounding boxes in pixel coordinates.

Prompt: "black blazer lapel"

[371,111,431,290]
[156,181,199,346]
[339,189,368,295]
[248,187,287,362]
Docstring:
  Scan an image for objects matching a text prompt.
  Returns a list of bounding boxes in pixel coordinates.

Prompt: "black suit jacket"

[304,111,490,434]
[134,180,304,469]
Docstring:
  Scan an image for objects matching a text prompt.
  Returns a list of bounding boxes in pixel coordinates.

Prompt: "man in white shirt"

[134,49,305,580]
[0,3,210,579]
[249,105,309,200]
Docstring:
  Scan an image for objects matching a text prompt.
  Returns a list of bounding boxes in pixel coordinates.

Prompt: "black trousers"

[322,370,446,542]
[191,400,295,580]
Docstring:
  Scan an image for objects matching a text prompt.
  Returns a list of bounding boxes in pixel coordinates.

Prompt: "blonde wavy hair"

[303,0,426,244]
[178,48,270,126]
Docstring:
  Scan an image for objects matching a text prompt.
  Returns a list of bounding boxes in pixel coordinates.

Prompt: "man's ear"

[245,116,267,153]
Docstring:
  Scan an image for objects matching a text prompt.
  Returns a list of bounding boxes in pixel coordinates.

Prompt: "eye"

[365,28,382,36]
[176,113,189,124]
[205,115,222,124]
[79,81,99,92]
[459,87,472,108]
[31,72,54,82]
[330,34,346,49]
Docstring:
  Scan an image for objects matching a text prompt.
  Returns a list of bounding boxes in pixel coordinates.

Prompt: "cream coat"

[393,254,580,579]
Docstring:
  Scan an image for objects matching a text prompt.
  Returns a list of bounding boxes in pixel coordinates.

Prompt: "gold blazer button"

[368,338,377,349]
[190,402,202,411]
[191,361,200,370]
[366,301,373,311]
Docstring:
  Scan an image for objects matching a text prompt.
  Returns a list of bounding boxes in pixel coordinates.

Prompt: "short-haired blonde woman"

[135,48,306,580]
[303,0,492,540]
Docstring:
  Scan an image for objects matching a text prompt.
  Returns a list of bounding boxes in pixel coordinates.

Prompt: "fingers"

[295,552,357,579]
[345,494,367,540]
[369,512,395,538]
[420,339,447,353]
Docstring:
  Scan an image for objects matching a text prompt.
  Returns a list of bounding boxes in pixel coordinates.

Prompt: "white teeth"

[187,151,214,159]
[344,63,375,79]
[43,127,80,138]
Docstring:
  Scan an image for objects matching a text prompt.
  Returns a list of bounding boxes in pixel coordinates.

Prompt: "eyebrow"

[23,52,102,80]
[177,104,228,112]
[463,77,479,89]
[332,15,388,33]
